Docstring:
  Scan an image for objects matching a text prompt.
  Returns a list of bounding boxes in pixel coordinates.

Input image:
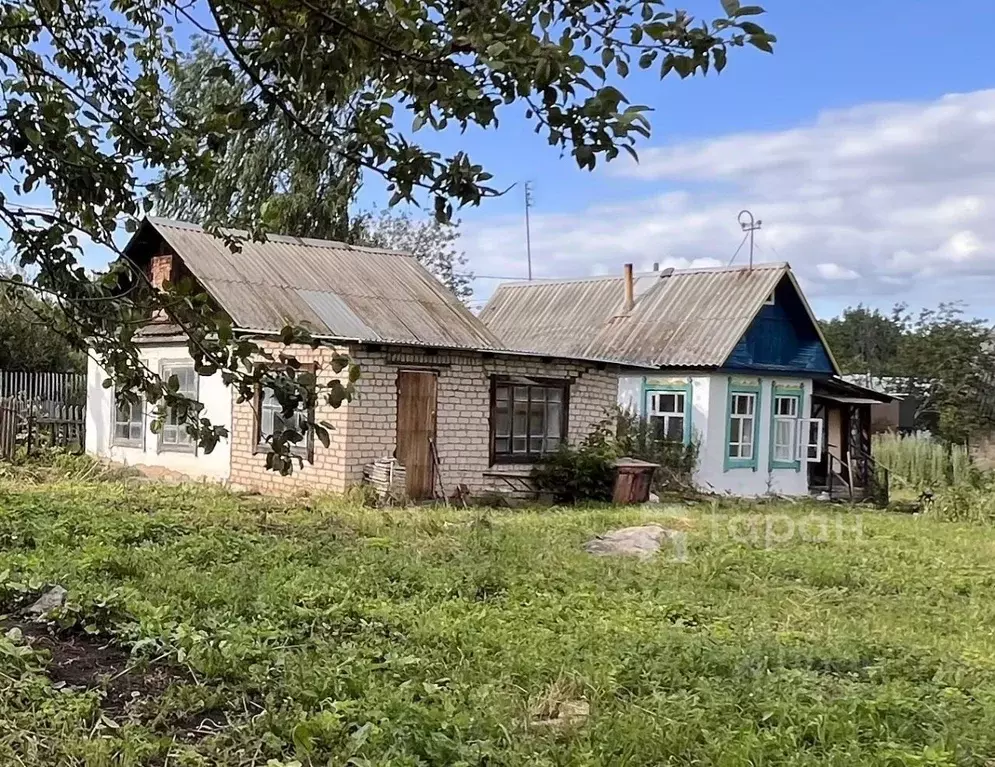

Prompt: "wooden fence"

[0,397,86,460]
[0,370,86,403]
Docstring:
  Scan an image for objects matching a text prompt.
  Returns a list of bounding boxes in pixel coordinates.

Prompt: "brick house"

[85,217,634,498]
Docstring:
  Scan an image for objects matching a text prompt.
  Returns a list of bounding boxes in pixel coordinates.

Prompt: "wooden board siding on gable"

[723,277,834,374]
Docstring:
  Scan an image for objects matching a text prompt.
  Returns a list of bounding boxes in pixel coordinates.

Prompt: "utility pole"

[738,209,762,270]
[524,181,534,280]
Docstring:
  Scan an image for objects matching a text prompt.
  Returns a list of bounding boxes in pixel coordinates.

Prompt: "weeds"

[2,480,995,764]
[873,432,975,489]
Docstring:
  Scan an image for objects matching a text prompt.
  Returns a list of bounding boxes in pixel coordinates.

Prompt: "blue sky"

[399,0,995,318]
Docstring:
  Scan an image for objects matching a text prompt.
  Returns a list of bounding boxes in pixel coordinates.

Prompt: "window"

[771,392,801,468]
[159,362,198,453]
[491,378,568,463]
[647,388,689,444]
[256,385,311,457]
[112,390,144,447]
[726,387,759,470]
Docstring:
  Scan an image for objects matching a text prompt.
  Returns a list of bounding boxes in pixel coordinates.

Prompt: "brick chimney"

[148,249,174,290]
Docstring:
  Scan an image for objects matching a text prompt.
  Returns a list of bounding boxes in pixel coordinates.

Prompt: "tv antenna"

[738,209,762,270]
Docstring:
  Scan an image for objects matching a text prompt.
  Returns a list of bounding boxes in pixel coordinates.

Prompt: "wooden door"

[396,371,437,500]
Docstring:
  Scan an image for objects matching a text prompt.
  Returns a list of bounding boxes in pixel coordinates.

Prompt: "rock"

[25,585,67,616]
[584,525,672,559]
[646,493,661,504]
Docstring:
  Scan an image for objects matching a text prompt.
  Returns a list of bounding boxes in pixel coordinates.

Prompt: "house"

[85,218,642,498]
[480,263,895,499]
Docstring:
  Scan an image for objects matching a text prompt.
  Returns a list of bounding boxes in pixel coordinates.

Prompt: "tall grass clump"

[873,432,973,489]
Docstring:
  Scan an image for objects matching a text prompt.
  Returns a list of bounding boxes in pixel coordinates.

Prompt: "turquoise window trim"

[724,380,762,472]
[642,380,693,445]
[769,384,803,471]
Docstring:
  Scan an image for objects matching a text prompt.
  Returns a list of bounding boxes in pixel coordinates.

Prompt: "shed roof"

[480,263,838,372]
[130,217,505,351]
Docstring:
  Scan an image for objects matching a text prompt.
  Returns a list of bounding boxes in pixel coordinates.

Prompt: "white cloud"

[463,89,995,317]
[816,263,860,281]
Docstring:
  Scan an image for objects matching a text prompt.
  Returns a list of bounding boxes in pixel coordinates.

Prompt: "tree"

[156,40,364,243]
[822,302,995,444]
[820,305,903,377]
[0,261,83,373]
[158,43,473,302]
[358,208,472,302]
[0,0,774,470]
[891,304,995,445]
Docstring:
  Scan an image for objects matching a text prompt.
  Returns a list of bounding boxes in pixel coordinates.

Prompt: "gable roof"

[128,217,505,352]
[479,263,840,374]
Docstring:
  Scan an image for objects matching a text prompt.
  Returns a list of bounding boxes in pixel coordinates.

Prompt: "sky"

[397,0,995,319]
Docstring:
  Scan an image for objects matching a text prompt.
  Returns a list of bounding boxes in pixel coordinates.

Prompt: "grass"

[873,433,974,490]
[3,479,995,765]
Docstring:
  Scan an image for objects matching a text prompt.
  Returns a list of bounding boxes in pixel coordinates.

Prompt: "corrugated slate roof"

[480,263,812,368]
[137,217,504,351]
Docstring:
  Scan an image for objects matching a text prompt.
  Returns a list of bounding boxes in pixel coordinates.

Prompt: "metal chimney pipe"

[623,263,634,312]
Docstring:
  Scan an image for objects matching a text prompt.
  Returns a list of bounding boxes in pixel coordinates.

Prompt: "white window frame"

[158,361,198,454]
[256,384,311,457]
[797,418,824,463]
[647,389,687,444]
[111,390,144,448]
[771,394,800,467]
[727,391,757,463]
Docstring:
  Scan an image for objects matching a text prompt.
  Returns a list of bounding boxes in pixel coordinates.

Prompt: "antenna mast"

[524,181,534,281]
[738,209,762,270]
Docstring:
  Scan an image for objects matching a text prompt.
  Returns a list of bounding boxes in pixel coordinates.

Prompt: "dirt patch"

[3,620,179,715]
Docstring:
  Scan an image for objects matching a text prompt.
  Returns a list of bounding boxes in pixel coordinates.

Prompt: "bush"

[923,481,995,524]
[531,409,701,503]
[531,436,616,504]
[613,407,699,492]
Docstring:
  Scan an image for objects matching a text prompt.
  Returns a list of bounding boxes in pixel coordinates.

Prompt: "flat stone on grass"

[584,525,673,559]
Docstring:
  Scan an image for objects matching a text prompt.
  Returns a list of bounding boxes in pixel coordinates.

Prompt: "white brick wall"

[229,343,621,495]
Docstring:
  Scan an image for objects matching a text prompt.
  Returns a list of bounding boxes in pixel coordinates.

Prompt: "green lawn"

[3,480,995,766]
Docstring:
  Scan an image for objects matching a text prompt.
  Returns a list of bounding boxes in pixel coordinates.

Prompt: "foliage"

[0,0,772,471]
[4,481,995,763]
[820,305,903,377]
[821,302,995,443]
[873,433,975,491]
[0,261,83,373]
[613,406,699,491]
[158,45,473,302]
[531,432,617,503]
[156,40,364,243]
[922,480,995,524]
[357,207,473,302]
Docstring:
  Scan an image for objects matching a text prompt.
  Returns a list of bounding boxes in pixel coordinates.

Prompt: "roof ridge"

[497,262,789,288]
[145,216,413,258]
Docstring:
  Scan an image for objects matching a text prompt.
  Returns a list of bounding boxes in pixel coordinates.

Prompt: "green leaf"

[714,47,728,72]
[601,47,614,67]
[735,5,766,16]
[721,0,741,15]
[747,34,774,53]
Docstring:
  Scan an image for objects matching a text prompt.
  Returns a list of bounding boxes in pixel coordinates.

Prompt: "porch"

[809,377,895,505]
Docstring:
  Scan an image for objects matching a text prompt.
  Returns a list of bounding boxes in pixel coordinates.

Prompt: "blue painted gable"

[723,276,834,374]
